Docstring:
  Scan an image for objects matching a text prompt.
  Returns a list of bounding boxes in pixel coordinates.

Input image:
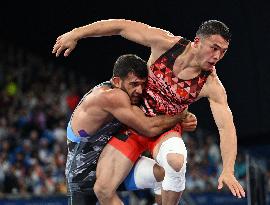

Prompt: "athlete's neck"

[176,42,201,73]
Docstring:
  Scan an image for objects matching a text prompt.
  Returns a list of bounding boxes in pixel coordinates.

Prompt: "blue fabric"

[123,166,138,190]
[67,121,80,143]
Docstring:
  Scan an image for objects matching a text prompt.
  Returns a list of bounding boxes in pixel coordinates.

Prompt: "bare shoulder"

[98,88,130,108]
[206,68,219,85]
[153,34,181,52]
[200,69,226,99]
[150,35,182,64]
[207,69,225,89]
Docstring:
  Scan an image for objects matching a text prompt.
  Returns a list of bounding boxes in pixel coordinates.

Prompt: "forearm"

[146,112,187,136]
[208,86,237,174]
[219,124,237,173]
[71,19,162,48]
[72,19,125,40]
[53,19,171,57]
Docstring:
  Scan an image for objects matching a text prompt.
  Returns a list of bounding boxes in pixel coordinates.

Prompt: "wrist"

[179,110,188,121]
[221,168,234,175]
[72,28,82,41]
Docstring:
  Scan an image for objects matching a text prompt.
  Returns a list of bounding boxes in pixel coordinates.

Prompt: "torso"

[71,83,115,135]
[135,38,214,157]
[142,38,213,131]
[66,81,124,194]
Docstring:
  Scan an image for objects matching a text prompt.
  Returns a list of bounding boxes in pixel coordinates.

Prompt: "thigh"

[96,143,134,191]
[151,131,181,159]
[108,131,148,163]
[68,193,98,205]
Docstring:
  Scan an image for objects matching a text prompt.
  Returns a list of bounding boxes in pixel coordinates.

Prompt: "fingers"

[233,184,241,198]
[179,110,188,120]
[64,48,72,57]
[57,35,62,41]
[56,45,66,57]
[52,42,61,54]
[52,35,62,54]
[181,121,197,131]
[52,34,70,57]
[219,176,246,198]
[217,179,223,190]
[233,180,245,198]
[183,119,197,125]
[182,124,196,130]
[186,113,196,120]
[52,43,73,57]
[238,183,246,197]
[182,126,196,132]
[182,121,196,127]
[229,181,244,198]
[218,178,236,196]
[182,113,197,132]
[228,183,237,197]
[52,41,69,57]
[182,115,197,123]
[218,178,237,197]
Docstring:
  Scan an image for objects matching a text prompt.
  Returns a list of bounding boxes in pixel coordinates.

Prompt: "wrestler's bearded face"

[120,72,147,105]
[194,35,229,71]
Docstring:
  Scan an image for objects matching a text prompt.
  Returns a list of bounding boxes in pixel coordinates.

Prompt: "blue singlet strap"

[67,121,81,143]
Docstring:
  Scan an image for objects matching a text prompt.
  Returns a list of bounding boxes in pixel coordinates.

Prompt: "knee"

[93,181,115,200]
[167,153,184,172]
[155,137,187,192]
[162,153,186,192]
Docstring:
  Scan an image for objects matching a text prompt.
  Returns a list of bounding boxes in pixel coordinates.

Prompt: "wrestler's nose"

[136,85,143,95]
[213,50,222,61]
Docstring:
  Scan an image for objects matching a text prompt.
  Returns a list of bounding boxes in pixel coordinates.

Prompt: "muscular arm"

[102,89,186,137]
[203,72,236,173]
[52,19,179,57]
[201,72,245,198]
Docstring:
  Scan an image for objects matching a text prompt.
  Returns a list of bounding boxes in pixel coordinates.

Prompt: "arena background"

[0,0,269,204]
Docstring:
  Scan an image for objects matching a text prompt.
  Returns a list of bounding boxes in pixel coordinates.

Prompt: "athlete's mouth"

[131,96,142,105]
[132,96,141,101]
[208,62,215,66]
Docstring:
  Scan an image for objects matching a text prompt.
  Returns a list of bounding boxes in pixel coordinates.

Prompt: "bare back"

[71,84,115,136]
[66,81,124,195]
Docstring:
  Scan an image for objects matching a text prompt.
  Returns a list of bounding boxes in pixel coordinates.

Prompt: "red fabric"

[108,132,148,163]
[66,95,80,111]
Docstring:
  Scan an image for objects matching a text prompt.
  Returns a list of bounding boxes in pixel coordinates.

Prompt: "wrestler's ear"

[111,76,122,88]
[193,36,200,48]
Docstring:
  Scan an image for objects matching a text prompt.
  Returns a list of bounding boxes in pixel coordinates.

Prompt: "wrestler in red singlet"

[109,38,213,162]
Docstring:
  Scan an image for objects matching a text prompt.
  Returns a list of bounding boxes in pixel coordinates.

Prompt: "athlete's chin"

[202,67,212,71]
[202,64,214,71]
[131,101,139,105]
[131,98,141,105]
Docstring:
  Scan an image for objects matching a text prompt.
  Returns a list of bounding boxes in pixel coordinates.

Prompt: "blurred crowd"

[0,41,90,196]
[0,41,265,198]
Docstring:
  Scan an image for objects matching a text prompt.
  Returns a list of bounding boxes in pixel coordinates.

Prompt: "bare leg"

[154,194,162,205]
[153,163,165,182]
[94,144,133,205]
[161,190,183,205]
[153,165,164,205]
[160,153,185,205]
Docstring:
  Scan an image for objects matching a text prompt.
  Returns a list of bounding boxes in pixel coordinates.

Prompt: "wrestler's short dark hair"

[113,54,148,79]
[196,20,231,42]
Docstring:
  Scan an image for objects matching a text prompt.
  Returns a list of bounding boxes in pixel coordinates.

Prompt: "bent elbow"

[142,128,159,138]
[138,121,160,137]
